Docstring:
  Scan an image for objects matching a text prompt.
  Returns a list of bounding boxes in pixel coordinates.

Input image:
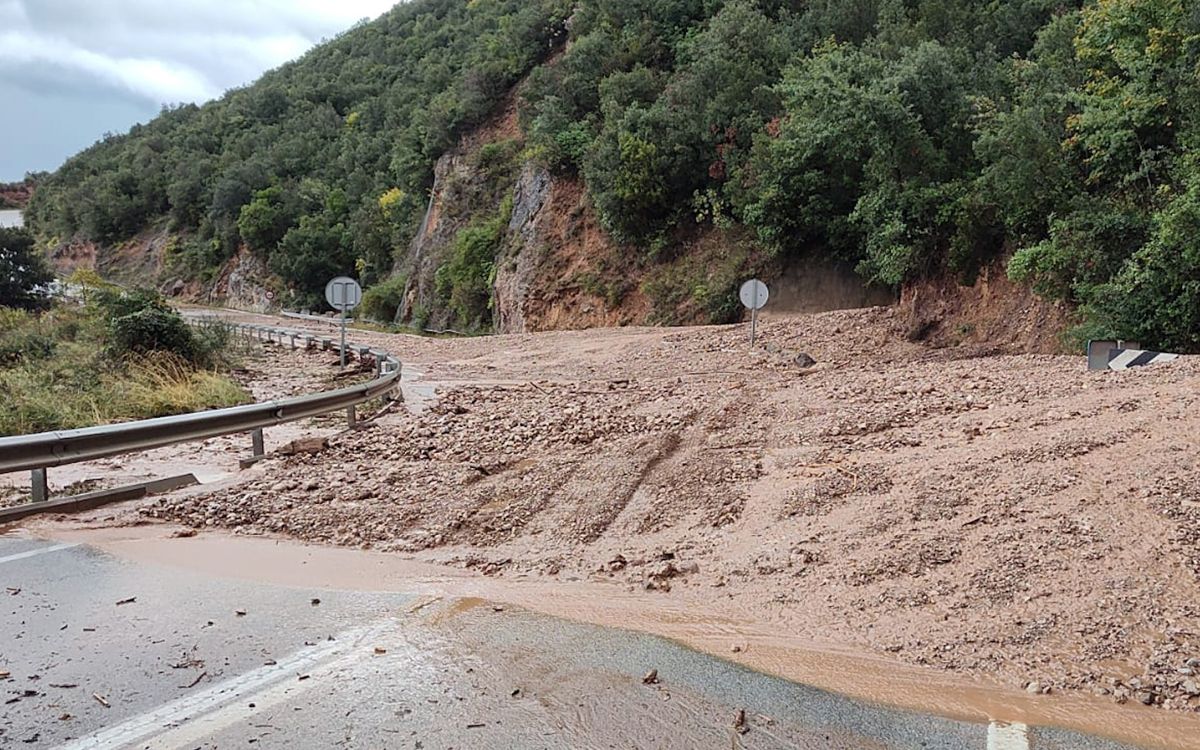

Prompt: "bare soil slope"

[143,307,1200,712]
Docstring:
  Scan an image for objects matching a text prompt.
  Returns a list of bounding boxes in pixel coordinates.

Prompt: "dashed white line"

[0,542,80,565]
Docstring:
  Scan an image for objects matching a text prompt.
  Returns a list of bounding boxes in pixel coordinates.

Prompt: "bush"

[0,227,53,311]
[0,293,247,436]
[359,274,408,322]
[435,199,511,328]
[0,309,57,366]
[93,287,171,320]
[108,308,198,361]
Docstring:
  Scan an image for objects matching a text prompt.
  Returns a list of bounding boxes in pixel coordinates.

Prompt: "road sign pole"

[325,276,362,371]
[740,279,769,347]
[339,308,347,371]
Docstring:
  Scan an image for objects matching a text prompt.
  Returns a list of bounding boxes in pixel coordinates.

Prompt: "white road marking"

[54,620,395,750]
[141,626,425,750]
[988,721,1030,750]
[0,542,79,565]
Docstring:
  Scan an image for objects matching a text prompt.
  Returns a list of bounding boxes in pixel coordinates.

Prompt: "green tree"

[0,228,53,311]
[237,185,297,253]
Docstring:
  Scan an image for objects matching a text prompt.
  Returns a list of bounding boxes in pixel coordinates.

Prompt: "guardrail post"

[31,468,48,503]
[252,428,265,458]
[346,406,357,429]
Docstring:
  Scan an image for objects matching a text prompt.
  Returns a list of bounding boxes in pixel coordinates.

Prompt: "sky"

[0,0,399,182]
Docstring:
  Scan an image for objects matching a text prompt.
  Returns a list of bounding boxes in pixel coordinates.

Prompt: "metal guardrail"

[0,317,401,503]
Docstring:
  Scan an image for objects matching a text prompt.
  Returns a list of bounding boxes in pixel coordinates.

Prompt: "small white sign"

[324,276,362,312]
[739,279,769,310]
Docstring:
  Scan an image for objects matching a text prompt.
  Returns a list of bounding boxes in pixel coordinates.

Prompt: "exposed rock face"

[397,146,485,330]
[207,249,276,313]
[494,164,552,334]
[0,180,34,209]
[49,228,171,287]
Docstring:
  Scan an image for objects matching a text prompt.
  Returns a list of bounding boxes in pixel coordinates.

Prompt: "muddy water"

[37,524,1200,750]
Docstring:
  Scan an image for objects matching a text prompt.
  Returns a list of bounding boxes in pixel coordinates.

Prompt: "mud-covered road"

[0,530,1146,750]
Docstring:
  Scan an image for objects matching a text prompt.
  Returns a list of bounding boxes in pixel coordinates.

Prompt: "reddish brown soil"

[122,306,1200,717]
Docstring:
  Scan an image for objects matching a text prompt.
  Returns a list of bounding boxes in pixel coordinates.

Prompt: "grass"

[0,304,251,436]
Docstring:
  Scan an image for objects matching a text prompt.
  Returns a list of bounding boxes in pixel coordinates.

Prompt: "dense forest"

[24,0,1200,349]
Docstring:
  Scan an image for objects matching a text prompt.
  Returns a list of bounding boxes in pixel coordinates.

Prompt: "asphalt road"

[0,532,1143,750]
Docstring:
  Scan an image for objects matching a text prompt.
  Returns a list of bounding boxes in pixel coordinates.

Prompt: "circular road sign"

[325,276,363,312]
[739,279,769,311]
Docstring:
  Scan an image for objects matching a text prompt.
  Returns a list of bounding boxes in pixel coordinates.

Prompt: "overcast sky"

[0,0,399,182]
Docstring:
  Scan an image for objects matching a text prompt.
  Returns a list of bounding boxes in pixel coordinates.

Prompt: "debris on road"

[115,597,136,606]
[92,693,110,708]
[279,437,330,456]
[135,307,1200,711]
[642,669,659,685]
[733,708,749,734]
[171,648,204,670]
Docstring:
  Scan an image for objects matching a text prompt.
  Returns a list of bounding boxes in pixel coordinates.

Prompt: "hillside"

[24,0,1200,349]
[0,179,34,210]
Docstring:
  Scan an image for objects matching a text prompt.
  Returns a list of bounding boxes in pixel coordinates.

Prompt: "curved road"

[0,532,1143,750]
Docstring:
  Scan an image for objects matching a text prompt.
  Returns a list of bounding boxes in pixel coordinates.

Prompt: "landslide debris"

[141,307,1200,712]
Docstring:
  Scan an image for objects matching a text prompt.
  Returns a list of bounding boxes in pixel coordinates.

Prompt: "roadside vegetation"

[22,0,1200,349]
[0,258,250,436]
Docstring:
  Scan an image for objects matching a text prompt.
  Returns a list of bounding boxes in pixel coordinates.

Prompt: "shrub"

[108,308,198,361]
[0,227,53,311]
[360,274,408,323]
[435,199,511,328]
[93,287,171,320]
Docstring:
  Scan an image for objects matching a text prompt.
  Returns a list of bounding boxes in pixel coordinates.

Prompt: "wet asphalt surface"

[0,532,1144,750]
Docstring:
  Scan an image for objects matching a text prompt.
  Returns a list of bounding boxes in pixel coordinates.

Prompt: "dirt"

[899,264,1075,352]
[41,306,1200,720]
[0,180,33,209]
[36,524,1200,750]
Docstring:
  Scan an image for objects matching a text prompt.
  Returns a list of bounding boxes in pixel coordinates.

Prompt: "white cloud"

[0,0,399,177]
[0,0,399,106]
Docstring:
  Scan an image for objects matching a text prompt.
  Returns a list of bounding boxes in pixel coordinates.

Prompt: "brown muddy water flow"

[37,523,1200,750]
